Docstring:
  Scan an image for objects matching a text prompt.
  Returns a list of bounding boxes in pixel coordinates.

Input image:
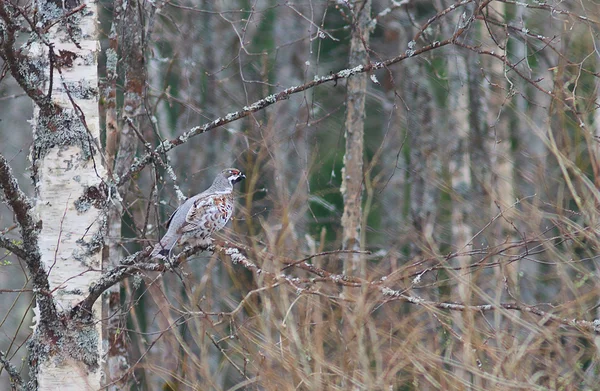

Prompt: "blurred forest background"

[2,0,600,390]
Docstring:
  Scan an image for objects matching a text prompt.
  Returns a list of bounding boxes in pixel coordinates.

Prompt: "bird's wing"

[165,201,185,229]
[179,194,220,233]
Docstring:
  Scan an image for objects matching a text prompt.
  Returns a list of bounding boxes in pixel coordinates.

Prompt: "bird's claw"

[164,256,177,272]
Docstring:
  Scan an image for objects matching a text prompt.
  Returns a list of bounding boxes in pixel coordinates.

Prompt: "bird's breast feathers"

[179,193,234,235]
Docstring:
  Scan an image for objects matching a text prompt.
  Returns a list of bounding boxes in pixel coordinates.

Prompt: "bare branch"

[203,242,600,335]
[382,291,600,334]
[497,0,600,25]
[0,2,58,114]
[281,249,372,271]
[0,155,34,233]
[0,350,23,390]
[0,152,59,330]
[75,240,370,317]
[216,243,600,336]
[73,243,211,317]
[116,5,480,187]
[0,233,27,260]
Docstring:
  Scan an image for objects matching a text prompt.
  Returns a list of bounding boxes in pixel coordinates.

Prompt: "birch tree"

[1,0,106,388]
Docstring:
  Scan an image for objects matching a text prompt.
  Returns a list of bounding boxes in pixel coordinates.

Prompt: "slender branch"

[0,153,59,330]
[0,288,33,293]
[74,243,211,317]
[75,240,370,317]
[382,290,600,334]
[0,233,28,260]
[216,243,600,335]
[188,241,600,336]
[496,0,600,25]
[0,2,57,114]
[77,235,600,338]
[117,7,479,187]
[214,241,367,286]
[372,0,410,24]
[0,350,24,390]
[281,249,372,271]
[40,3,87,33]
[0,155,34,231]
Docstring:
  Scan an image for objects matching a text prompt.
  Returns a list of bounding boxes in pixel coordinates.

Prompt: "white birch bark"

[29,1,105,389]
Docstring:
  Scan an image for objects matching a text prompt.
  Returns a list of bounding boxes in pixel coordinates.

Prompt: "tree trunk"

[102,0,141,387]
[28,0,106,389]
[341,0,371,275]
[340,1,372,387]
[444,4,475,385]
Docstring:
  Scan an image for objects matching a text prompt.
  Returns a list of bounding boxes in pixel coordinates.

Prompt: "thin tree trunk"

[340,1,372,387]
[102,1,131,388]
[480,7,519,385]
[446,38,475,391]
[29,0,106,388]
[406,61,439,256]
[341,0,371,275]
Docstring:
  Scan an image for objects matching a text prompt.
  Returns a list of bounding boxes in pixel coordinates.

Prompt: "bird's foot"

[197,237,213,251]
[164,255,177,271]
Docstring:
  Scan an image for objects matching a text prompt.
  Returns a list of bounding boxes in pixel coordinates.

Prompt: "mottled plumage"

[150,168,245,258]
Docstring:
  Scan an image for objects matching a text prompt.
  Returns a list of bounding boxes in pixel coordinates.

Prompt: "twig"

[0,289,33,293]
[381,290,600,334]
[40,3,87,33]
[497,0,600,25]
[372,0,410,24]
[207,332,249,379]
[0,233,28,260]
[281,249,372,271]
[0,93,26,101]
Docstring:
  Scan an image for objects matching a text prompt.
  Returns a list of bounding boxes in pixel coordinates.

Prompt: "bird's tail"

[150,233,179,259]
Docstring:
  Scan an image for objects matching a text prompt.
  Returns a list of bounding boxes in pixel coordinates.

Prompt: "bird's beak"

[233,173,245,184]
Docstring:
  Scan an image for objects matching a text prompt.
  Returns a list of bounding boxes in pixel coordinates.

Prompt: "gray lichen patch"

[26,311,102,390]
[70,325,100,369]
[73,206,107,263]
[55,13,84,45]
[86,213,107,255]
[26,333,50,391]
[37,2,64,26]
[19,59,48,92]
[62,79,98,100]
[74,198,92,213]
[33,110,94,159]
[105,48,118,75]
[59,288,84,296]
[80,52,96,67]
[74,184,108,214]
[75,212,106,259]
